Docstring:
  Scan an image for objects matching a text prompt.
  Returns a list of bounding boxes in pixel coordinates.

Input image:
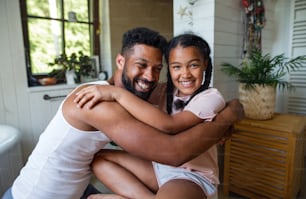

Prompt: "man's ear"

[116,54,125,70]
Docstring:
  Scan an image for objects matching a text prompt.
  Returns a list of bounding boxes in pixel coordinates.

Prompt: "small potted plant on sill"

[48,51,94,84]
[77,52,97,83]
[48,52,79,84]
[221,48,306,120]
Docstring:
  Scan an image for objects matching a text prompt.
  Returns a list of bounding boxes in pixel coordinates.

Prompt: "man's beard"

[121,71,153,100]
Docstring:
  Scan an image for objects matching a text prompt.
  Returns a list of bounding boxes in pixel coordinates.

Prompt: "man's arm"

[63,89,243,166]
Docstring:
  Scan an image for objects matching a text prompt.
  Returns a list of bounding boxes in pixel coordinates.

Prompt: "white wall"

[100,0,112,77]
[269,0,293,113]
[0,0,34,161]
[214,0,243,100]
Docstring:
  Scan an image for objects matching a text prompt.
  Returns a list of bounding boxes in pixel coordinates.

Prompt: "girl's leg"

[90,149,158,199]
[155,179,207,199]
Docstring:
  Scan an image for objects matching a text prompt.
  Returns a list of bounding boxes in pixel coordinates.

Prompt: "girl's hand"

[74,85,116,109]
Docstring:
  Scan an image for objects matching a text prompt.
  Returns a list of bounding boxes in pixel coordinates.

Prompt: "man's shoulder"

[82,80,110,86]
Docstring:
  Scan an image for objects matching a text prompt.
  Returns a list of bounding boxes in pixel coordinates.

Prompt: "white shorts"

[153,162,218,199]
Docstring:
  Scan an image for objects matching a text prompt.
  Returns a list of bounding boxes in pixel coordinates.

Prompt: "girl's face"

[169,46,207,97]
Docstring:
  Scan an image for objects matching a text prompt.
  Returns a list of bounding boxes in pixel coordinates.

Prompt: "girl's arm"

[74,85,223,134]
[65,90,244,166]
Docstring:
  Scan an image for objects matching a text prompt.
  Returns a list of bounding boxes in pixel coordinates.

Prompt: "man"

[2,27,243,199]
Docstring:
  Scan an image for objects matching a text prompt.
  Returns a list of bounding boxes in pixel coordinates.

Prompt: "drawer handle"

[43,94,66,101]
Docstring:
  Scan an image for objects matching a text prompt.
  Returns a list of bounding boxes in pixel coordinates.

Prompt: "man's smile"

[136,79,153,91]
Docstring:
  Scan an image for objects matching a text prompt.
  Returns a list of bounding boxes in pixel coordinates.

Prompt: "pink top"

[172,88,225,121]
[149,84,225,185]
[173,88,225,184]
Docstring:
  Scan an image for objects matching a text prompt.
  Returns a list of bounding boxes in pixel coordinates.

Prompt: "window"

[20,0,100,86]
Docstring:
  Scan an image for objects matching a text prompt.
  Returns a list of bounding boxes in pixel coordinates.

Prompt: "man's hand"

[221,99,244,123]
[218,125,234,145]
[216,99,244,144]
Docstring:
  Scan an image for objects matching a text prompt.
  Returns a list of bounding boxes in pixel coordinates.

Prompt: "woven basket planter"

[239,83,276,120]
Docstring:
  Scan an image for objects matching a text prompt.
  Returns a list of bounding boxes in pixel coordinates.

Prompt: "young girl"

[75,33,225,199]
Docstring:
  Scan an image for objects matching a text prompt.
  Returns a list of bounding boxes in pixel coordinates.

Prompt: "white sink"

[0,125,20,155]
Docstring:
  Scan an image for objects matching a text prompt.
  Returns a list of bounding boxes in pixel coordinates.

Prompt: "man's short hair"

[121,27,167,55]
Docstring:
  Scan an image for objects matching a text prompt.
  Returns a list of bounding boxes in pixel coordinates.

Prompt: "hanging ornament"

[242,0,249,8]
[241,0,266,58]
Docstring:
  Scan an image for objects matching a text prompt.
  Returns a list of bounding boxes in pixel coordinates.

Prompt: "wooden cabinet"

[223,114,305,199]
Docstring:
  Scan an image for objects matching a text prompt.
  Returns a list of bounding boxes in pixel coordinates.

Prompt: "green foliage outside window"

[23,0,94,76]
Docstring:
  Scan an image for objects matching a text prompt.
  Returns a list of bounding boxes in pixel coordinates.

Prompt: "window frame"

[19,0,100,84]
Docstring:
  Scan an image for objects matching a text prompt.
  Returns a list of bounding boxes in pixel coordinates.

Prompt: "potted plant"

[48,52,79,84]
[48,51,94,84]
[77,52,97,82]
[221,48,306,120]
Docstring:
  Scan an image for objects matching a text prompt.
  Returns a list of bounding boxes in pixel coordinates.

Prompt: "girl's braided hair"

[164,33,213,114]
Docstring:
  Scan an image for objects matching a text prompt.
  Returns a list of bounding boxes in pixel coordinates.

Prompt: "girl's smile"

[169,46,207,97]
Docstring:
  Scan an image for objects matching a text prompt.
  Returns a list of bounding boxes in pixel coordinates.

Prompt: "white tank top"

[12,81,111,199]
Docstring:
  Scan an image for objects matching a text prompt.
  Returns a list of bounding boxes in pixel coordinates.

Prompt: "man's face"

[120,44,163,100]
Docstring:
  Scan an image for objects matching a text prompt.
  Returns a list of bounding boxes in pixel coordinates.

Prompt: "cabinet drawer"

[29,87,75,143]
